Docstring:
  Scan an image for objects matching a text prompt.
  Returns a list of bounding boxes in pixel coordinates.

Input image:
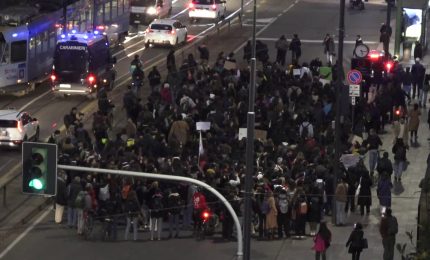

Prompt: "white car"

[145,19,188,47]
[0,110,40,147]
[188,0,227,21]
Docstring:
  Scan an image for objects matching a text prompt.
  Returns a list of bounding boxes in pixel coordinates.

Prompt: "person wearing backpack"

[276,188,290,239]
[299,118,314,141]
[124,190,140,241]
[167,188,182,239]
[380,208,398,260]
[312,222,332,260]
[150,189,165,241]
[392,138,407,182]
[67,176,82,228]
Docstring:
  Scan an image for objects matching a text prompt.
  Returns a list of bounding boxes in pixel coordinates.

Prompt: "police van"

[51,31,116,97]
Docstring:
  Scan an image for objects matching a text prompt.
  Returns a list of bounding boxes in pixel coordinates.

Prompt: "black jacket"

[346,229,364,253]
[56,177,68,206]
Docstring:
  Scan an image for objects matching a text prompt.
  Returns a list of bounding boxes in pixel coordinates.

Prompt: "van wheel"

[34,127,39,141]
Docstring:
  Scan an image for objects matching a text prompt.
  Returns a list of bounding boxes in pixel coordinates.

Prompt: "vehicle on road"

[129,0,173,27]
[51,32,117,97]
[0,0,129,96]
[0,110,39,147]
[188,0,227,22]
[144,19,188,47]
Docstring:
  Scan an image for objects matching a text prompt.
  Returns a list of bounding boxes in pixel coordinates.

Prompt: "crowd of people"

[48,33,430,259]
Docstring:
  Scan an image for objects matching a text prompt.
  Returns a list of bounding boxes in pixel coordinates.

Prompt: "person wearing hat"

[275,35,288,66]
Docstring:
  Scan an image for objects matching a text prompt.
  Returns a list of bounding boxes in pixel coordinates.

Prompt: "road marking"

[18,90,52,112]
[256,37,379,45]
[233,0,299,54]
[0,208,50,259]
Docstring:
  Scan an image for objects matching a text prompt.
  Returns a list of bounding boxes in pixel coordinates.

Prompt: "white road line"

[256,37,379,45]
[0,208,51,259]
[19,90,52,112]
[233,0,299,54]
[171,7,189,19]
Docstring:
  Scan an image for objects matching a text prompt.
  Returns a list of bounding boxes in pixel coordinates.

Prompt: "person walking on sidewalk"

[380,208,398,260]
[323,34,335,65]
[357,171,373,216]
[335,178,348,226]
[377,173,393,214]
[275,35,288,66]
[411,58,426,100]
[312,222,332,260]
[55,171,68,224]
[363,128,383,177]
[392,138,408,182]
[408,103,421,145]
[346,222,366,260]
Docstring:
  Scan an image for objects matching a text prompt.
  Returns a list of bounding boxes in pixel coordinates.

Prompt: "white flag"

[198,131,204,156]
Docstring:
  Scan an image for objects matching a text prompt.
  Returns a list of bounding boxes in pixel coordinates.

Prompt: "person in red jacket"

[192,188,207,235]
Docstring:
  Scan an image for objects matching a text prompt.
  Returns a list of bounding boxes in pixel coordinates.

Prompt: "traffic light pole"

[394,0,403,57]
[58,164,244,259]
[333,0,345,225]
[243,0,257,258]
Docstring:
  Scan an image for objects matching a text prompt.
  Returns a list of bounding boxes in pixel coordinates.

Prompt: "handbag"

[355,177,362,202]
[361,238,368,249]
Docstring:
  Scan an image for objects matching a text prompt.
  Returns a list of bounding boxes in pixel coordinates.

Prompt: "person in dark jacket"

[55,171,68,224]
[357,171,373,216]
[148,66,161,91]
[402,67,413,104]
[380,208,398,260]
[411,58,426,99]
[377,152,393,179]
[377,173,393,213]
[346,222,365,260]
[124,190,140,241]
[67,176,82,228]
[289,34,302,63]
[167,188,182,238]
[150,187,165,241]
[275,35,288,66]
[363,128,383,176]
[243,40,252,62]
[414,41,423,60]
[198,44,209,64]
[392,138,407,182]
[307,186,323,236]
[166,49,176,72]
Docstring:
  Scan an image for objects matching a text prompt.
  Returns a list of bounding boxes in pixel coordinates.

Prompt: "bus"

[0,0,130,95]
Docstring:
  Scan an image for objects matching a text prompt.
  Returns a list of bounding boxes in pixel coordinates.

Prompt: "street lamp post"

[243,0,257,259]
[332,0,346,225]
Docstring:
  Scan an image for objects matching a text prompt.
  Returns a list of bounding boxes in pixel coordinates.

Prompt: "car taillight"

[211,4,216,9]
[170,29,176,34]
[17,120,23,133]
[96,25,105,30]
[50,74,56,81]
[202,210,210,220]
[146,28,153,33]
[87,74,96,84]
[188,2,194,8]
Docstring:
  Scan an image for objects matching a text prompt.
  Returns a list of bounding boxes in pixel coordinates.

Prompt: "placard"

[196,122,211,131]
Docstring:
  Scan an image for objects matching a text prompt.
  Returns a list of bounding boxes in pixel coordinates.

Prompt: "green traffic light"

[29,179,44,190]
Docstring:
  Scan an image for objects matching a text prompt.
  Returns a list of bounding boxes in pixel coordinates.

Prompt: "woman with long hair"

[312,222,332,260]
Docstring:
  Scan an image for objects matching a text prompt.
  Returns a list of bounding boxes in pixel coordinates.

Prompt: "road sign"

[349,84,360,97]
[351,96,356,106]
[347,69,363,85]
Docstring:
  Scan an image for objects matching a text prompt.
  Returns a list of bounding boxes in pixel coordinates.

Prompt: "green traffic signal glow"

[29,179,44,190]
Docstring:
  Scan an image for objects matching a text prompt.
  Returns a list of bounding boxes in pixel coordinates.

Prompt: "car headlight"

[146,7,157,15]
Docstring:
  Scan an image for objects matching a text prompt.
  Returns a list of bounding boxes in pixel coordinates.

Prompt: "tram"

[0,0,130,94]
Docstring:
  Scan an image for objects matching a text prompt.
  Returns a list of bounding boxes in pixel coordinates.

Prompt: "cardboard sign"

[224,60,237,70]
[238,128,267,141]
[196,122,211,131]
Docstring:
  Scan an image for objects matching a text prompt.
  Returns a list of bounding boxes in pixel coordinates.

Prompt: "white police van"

[51,31,116,97]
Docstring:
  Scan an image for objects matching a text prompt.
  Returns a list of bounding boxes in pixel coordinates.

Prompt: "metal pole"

[385,2,392,57]
[240,0,244,23]
[62,0,67,34]
[58,164,243,258]
[93,0,97,31]
[394,0,403,57]
[332,0,345,225]
[243,0,257,259]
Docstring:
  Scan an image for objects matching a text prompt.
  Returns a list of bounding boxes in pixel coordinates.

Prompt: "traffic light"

[22,142,57,196]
